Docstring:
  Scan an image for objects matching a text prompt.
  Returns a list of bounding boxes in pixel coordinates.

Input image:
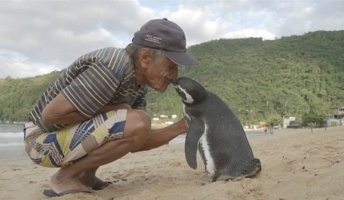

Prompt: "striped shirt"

[29,47,147,132]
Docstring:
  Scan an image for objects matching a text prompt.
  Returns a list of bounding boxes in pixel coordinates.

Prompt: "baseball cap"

[132,18,197,66]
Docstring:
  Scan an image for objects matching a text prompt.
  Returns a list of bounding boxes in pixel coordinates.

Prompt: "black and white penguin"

[169,76,261,182]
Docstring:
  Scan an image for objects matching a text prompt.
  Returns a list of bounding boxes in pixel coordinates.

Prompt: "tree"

[302,113,325,126]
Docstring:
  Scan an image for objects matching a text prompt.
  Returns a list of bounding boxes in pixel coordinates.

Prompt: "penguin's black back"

[184,91,255,171]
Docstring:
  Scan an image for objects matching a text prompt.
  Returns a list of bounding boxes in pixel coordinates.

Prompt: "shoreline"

[0,126,332,163]
[0,126,337,163]
[0,129,269,163]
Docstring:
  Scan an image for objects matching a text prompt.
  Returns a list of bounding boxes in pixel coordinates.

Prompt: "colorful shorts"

[24,109,127,168]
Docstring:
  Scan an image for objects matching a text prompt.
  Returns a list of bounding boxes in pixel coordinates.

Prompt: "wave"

[0,142,24,147]
[0,132,23,138]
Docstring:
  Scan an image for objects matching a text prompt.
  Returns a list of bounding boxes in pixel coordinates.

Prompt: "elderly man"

[24,18,197,197]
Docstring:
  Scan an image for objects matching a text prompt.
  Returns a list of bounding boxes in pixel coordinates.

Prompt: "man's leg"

[49,109,151,194]
[78,116,189,189]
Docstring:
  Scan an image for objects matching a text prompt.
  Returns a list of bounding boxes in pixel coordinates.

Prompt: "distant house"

[332,107,344,119]
[282,116,296,128]
[326,107,344,127]
[327,118,342,127]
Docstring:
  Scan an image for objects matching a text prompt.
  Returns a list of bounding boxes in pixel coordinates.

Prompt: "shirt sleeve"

[61,62,123,118]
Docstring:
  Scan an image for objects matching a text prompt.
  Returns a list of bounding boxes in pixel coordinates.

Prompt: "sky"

[1,0,343,79]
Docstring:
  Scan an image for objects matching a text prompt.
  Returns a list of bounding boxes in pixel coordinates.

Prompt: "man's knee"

[123,109,151,147]
[126,109,150,129]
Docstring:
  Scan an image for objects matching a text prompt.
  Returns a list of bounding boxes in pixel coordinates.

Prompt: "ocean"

[0,124,28,162]
[0,124,264,162]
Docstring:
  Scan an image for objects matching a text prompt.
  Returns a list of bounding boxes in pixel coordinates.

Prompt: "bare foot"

[79,173,111,190]
[50,171,91,194]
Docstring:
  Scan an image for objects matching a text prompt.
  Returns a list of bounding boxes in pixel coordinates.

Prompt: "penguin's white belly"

[199,124,216,177]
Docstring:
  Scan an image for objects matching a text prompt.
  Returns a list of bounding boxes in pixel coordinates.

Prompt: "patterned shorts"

[24,109,127,168]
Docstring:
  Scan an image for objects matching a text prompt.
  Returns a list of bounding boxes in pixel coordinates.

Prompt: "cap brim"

[164,51,197,66]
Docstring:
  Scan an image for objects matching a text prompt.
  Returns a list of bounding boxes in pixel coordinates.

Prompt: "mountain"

[1,31,344,125]
[147,31,344,125]
[0,72,60,122]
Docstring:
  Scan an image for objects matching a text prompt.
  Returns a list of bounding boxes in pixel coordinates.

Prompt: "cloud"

[163,6,229,45]
[0,0,343,78]
[0,0,156,78]
[0,50,58,78]
[224,29,276,40]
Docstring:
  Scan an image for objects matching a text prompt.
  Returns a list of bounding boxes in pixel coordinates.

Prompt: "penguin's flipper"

[185,116,205,169]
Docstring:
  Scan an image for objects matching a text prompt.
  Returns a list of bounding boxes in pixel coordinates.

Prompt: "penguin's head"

[168,76,207,104]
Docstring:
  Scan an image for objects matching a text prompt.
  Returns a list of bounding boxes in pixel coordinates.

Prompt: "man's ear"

[139,48,151,69]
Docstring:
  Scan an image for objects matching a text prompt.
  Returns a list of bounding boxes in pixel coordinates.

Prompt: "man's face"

[145,53,178,93]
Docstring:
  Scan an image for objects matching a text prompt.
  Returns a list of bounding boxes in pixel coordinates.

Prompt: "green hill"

[0,71,60,122]
[1,31,344,125]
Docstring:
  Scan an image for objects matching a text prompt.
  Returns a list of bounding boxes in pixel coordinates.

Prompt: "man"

[24,18,197,197]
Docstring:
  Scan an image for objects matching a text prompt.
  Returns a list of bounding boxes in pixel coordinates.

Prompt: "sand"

[1,126,344,200]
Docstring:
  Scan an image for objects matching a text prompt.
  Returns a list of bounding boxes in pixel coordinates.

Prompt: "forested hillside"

[1,31,344,125]
[0,72,60,122]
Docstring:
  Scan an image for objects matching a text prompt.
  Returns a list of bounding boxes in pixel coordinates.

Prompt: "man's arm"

[42,92,88,125]
[42,92,131,125]
[134,118,188,152]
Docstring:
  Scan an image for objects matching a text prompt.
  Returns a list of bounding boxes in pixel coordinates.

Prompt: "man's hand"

[133,117,189,152]
[173,117,189,134]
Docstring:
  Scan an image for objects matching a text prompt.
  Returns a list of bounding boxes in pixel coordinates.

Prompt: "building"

[332,107,344,119]
[282,116,296,128]
[327,118,342,127]
[326,107,344,127]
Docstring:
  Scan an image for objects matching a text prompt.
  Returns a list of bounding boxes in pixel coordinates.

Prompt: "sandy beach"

[1,126,344,200]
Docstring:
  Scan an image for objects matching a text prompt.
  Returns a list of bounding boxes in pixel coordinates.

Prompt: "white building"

[282,116,296,128]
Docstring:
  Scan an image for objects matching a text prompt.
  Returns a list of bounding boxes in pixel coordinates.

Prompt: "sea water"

[0,124,27,162]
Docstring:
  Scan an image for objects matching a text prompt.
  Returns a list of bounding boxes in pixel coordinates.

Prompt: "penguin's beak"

[166,75,177,86]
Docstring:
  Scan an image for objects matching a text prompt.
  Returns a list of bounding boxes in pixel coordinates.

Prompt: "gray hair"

[125,43,166,62]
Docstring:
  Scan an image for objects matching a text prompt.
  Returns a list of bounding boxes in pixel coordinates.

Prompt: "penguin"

[168,76,261,182]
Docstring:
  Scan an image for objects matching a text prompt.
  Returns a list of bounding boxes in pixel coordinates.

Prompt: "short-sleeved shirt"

[29,47,147,132]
